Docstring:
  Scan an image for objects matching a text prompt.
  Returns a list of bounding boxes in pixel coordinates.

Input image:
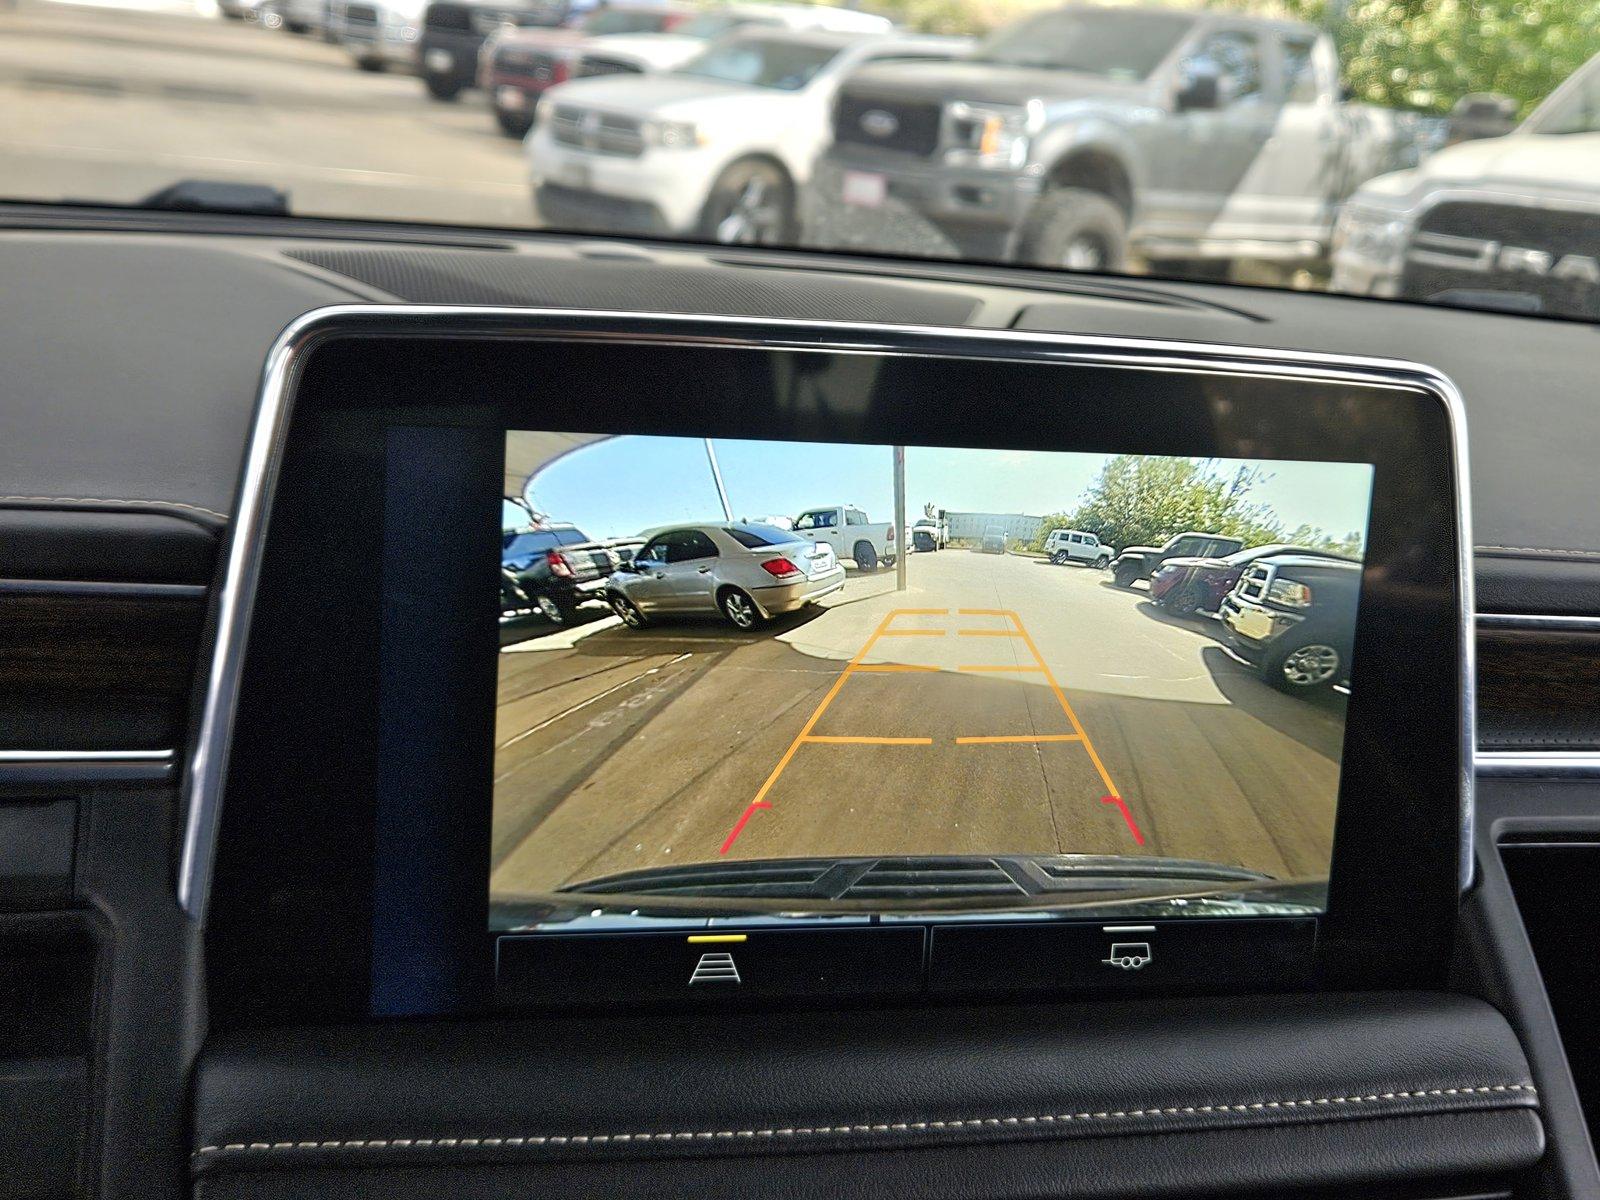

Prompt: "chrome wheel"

[722,590,758,629]
[715,176,785,245]
[536,595,565,625]
[611,595,644,628]
[1281,643,1339,687]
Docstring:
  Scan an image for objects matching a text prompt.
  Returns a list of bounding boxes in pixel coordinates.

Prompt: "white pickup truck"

[793,504,898,571]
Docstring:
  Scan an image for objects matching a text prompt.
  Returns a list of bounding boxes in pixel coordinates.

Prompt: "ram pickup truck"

[1332,50,1600,320]
[793,505,897,571]
[822,5,1422,276]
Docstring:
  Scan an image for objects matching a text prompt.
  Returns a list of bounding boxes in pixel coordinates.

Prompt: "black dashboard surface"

[2,220,1595,1200]
[1,227,1597,612]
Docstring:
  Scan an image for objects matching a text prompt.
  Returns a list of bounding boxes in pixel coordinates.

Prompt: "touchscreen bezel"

[189,307,1473,1019]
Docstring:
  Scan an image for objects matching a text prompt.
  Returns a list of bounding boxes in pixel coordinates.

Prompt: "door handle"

[652,572,666,579]
[697,566,711,574]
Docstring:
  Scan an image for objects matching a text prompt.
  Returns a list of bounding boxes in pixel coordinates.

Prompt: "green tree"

[1032,455,1363,557]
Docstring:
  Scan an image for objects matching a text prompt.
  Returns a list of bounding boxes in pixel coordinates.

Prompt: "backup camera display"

[491,432,1373,927]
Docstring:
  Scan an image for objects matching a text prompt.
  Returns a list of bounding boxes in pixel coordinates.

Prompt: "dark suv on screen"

[1111,531,1243,589]
[1150,543,1355,616]
[1219,554,1361,694]
[502,523,638,625]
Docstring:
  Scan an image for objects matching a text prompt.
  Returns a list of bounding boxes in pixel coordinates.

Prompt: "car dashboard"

[3,217,1600,1200]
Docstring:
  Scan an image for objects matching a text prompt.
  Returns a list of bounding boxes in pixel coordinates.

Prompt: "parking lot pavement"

[0,0,535,225]
[491,550,1345,897]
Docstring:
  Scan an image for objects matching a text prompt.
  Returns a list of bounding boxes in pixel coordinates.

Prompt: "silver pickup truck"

[818,5,1422,276]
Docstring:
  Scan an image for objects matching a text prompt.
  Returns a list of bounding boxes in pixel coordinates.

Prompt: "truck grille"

[1402,200,1600,319]
[833,94,943,158]
[549,105,645,157]
[1236,563,1273,603]
[575,54,643,78]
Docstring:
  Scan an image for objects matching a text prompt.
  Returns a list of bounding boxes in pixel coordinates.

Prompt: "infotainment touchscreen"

[492,433,1373,929]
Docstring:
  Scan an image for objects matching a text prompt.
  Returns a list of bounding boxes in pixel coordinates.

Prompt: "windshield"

[6,0,1600,324]
[1526,59,1600,134]
[675,37,840,90]
[974,9,1193,78]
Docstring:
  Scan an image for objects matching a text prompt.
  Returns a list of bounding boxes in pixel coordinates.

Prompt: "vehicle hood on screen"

[841,58,1147,109]
[555,853,1304,903]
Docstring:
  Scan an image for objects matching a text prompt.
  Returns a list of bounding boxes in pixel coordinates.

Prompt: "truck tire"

[424,74,462,101]
[1018,188,1128,273]
[854,542,879,572]
[1112,561,1141,589]
[535,593,576,626]
[494,107,533,138]
[1262,635,1344,695]
[700,159,796,247]
[1051,550,1069,565]
[1162,583,1205,616]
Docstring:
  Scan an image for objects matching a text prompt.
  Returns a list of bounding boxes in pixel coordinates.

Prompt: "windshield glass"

[5,0,1600,324]
[675,37,839,90]
[1527,60,1600,134]
[975,9,1193,78]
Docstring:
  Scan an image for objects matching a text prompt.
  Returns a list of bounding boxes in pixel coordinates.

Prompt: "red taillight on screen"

[887,525,896,543]
[546,550,572,578]
[552,60,570,84]
[760,558,802,579]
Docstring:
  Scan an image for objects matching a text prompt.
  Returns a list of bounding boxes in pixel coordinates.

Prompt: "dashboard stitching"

[0,494,229,521]
[191,1083,1538,1160]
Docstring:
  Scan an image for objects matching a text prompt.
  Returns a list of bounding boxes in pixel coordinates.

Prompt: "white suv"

[527,29,966,244]
[1044,528,1111,568]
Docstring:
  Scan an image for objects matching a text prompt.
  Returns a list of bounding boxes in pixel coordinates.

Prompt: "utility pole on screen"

[894,445,907,592]
[704,438,733,521]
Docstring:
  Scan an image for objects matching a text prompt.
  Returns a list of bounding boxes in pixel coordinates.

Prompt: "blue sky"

[511,434,1373,546]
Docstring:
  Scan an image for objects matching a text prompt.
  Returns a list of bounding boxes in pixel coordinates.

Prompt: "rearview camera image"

[492,433,1373,927]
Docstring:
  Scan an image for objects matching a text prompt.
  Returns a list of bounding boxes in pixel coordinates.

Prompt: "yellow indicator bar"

[686,934,748,944]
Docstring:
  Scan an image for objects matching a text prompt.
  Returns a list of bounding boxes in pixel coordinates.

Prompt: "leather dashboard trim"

[191,993,1541,1187]
[194,1081,1536,1166]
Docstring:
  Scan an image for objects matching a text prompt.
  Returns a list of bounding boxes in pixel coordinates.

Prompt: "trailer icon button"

[1102,942,1152,970]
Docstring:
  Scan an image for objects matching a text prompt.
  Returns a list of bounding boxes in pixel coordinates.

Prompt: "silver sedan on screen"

[605,523,845,630]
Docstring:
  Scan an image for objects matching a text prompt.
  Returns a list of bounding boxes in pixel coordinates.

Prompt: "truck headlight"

[1332,203,1410,269]
[642,119,704,150]
[946,101,1041,170]
[1266,578,1313,609]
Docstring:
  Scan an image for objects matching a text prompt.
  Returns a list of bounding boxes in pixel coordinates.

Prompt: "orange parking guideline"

[955,734,1083,745]
[1002,610,1123,800]
[803,735,933,746]
[721,606,1134,856]
[719,608,919,855]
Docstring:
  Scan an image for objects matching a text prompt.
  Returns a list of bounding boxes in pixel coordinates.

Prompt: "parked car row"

[231,0,1600,318]
[1092,529,1359,696]
[502,504,891,630]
